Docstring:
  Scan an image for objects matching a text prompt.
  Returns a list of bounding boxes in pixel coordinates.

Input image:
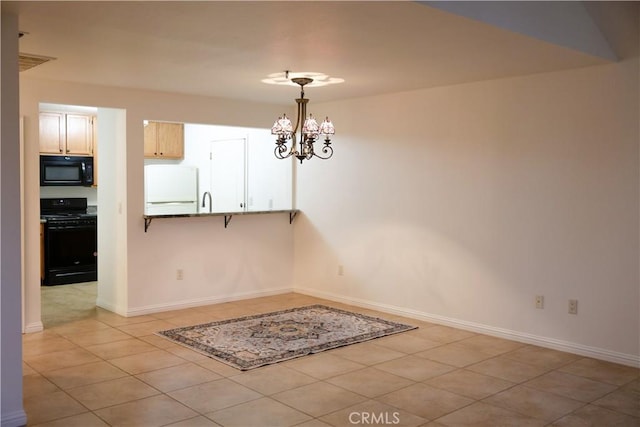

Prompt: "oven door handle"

[47,224,96,231]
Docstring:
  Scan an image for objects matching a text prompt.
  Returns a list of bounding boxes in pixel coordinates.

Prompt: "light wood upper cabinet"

[39,112,94,156]
[144,121,184,159]
[65,114,94,155]
[39,112,65,154]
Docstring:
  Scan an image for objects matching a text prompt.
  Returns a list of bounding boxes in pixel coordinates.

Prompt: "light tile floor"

[24,290,639,426]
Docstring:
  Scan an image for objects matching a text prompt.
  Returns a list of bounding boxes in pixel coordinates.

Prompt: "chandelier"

[271,76,335,163]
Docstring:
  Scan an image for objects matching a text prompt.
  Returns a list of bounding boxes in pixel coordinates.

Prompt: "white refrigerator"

[144,165,198,215]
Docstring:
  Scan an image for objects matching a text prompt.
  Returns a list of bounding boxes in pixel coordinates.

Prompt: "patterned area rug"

[157,304,417,370]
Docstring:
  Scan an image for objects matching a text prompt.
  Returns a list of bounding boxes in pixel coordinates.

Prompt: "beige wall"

[294,58,639,365]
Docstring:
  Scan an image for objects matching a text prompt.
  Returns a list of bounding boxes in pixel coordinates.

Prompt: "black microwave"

[40,155,94,187]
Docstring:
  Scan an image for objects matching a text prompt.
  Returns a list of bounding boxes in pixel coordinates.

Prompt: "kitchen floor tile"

[272,382,367,418]
[320,399,427,427]
[168,378,261,413]
[559,358,640,386]
[150,307,205,320]
[24,348,101,373]
[23,362,37,376]
[165,312,223,327]
[23,390,87,425]
[550,404,640,427]
[206,397,312,427]
[484,385,584,421]
[229,364,317,395]
[456,335,525,356]
[48,319,111,336]
[22,374,60,398]
[524,370,617,402]
[326,367,415,398]
[43,360,128,389]
[284,352,365,379]
[409,325,477,344]
[434,401,545,427]
[376,382,474,420]
[593,388,640,417]
[163,416,222,426]
[30,411,110,427]
[66,376,160,410]
[115,319,178,337]
[94,311,158,327]
[425,369,514,400]
[416,343,494,368]
[329,341,405,365]
[502,345,580,370]
[94,394,197,426]
[375,355,456,381]
[63,327,132,347]
[138,333,180,349]
[22,335,78,357]
[467,356,550,383]
[163,344,212,362]
[84,337,158,359]
[374,333,441,354]
[195,357,243,377]
[22,329,60,342]
[108,349,187,374]
[135,362,222,392]
[195,304,255,320]
[293,420,333,427]
[622,378,640,393]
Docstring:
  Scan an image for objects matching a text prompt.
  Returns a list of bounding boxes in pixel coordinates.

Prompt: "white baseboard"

[125,287,294,317]
[95,299,128,317]
[1,409,27,427]
[23,321,43,334]
[296,287,640,368]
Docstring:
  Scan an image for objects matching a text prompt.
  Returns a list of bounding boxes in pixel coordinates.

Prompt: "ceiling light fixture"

[271,71,335,164]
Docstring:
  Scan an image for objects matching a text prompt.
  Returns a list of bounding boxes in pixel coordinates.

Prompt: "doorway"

[34,104,127,329]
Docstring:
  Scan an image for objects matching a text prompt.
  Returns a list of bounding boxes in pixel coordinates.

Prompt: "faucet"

[201,191,212,213]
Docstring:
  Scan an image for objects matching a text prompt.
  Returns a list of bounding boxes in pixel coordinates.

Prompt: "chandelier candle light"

[271,77,335,163]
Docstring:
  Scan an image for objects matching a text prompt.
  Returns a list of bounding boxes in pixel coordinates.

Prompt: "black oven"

[41,198,97,285]
[40,155,94,186]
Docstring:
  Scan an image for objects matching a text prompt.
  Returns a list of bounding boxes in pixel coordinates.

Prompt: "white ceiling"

[8,1,625,106]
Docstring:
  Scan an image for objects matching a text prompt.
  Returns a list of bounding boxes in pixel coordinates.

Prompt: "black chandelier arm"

[311,139,334,160]
[274,141,295,160]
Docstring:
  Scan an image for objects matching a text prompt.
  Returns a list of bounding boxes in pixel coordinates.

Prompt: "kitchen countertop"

[142,209,299,232]
[143,209,297,219]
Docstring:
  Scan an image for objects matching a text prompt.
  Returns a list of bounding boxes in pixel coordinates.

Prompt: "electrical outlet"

[176,269,184,280]
[535,295,544,309]
[338,265,344,276]
[568,299,578,315]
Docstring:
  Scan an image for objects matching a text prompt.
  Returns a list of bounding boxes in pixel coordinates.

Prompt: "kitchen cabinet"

[144,121,184,159]
[39,112,95,156]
